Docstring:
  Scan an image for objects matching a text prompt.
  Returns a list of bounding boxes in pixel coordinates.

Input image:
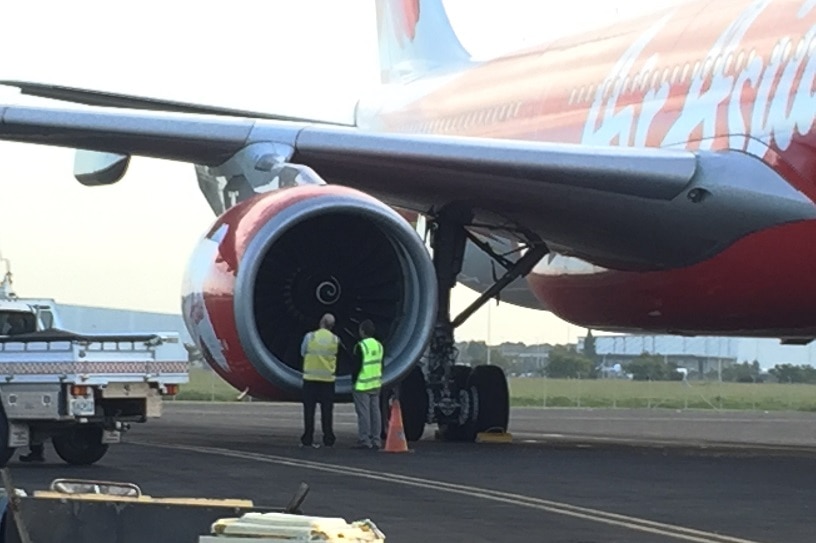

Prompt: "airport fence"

[176,368,816,412]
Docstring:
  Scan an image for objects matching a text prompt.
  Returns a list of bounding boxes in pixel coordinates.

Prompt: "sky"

[0,0,787,351]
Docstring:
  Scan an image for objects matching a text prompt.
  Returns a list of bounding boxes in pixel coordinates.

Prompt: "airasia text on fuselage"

[582,4,816,158]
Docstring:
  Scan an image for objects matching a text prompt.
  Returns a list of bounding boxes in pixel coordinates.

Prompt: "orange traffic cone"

[382,399,410,453]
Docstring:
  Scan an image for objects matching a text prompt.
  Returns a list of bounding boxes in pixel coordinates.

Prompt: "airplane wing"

[0,80,353,127]
[0,99,812,271]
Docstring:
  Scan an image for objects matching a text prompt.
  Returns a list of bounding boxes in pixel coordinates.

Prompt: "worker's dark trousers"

[301,380,336,446]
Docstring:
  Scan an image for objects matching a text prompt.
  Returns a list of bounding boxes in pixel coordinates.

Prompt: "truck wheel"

[52,426,109,466]
[0,408,15,467]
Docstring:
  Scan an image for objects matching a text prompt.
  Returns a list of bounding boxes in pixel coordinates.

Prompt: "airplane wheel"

[469,364,510,435]
[437,365,476,442]
[379,390,390,441]
[382,366,427,442]
[400,366,428,442]
[53,426,109,466]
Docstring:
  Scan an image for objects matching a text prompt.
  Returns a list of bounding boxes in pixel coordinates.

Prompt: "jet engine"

[181,183,438,400]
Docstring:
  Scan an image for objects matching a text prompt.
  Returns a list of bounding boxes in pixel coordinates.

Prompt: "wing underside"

[0,97,813,272]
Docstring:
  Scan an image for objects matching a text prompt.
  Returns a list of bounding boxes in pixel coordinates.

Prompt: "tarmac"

[7,402,816,543]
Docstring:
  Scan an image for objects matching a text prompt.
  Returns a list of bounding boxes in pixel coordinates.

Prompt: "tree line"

[458,339,816,383]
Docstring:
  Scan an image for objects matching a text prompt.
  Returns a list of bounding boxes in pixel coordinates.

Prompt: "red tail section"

[374,0,472,84]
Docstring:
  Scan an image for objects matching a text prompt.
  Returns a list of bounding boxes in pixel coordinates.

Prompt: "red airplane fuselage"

[358,0,816,339]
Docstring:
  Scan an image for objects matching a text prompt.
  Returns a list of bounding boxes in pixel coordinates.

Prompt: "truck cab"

[0,302,39,336]
[0,260,57,336]
[0,297,66,334]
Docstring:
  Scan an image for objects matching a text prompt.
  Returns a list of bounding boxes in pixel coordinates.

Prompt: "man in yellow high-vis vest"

[351,319,384,450]
[300,313,340,448]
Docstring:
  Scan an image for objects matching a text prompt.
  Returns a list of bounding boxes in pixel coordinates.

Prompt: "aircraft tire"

[469,364,510,435]
[399,366,428,442]
[53,426,109,466]
[381,366,427,442]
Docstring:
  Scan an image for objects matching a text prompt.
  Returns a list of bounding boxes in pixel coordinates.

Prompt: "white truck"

[0,261,189,466]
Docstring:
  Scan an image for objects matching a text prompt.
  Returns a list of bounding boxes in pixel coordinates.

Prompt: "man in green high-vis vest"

[351,319,384,450]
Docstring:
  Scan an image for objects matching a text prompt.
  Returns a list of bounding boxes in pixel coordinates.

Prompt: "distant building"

[455,341,552,376]
[579,334,738,378]
[495,342,551,368]
[55,304,192,344]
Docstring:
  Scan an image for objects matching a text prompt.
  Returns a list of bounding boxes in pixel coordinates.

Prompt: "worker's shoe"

[19,452,44,463]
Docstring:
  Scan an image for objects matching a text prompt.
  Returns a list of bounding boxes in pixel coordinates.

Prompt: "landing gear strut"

[399,205,549,442]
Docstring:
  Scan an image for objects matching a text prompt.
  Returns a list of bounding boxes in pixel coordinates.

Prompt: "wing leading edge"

[0,102,813,271]
[0,80,354,127]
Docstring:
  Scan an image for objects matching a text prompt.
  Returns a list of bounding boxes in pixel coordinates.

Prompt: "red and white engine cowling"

[181,184,438,400]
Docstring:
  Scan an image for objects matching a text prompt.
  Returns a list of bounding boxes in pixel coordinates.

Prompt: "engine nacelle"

[181,184,438,400]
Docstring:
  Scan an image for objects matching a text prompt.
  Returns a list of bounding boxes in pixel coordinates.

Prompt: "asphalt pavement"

[7,403,816,543]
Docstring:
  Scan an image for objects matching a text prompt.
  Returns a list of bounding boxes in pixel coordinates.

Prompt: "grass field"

[175,368,241,401]
[175,368,816,411]
[509,377,816,411]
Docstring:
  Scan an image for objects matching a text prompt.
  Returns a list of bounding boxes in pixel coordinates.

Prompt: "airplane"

[0,0,814,445]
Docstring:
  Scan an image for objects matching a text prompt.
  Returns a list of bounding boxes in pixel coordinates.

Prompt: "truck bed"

[0,329,162,343]
[0,328,189,385]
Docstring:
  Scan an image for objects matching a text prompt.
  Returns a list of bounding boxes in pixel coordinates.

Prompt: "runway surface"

[8,403,816,543]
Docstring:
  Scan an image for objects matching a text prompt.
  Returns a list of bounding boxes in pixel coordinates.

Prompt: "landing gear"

[436,365,475,441]
[407,205,548,442]
[434,364,511,441]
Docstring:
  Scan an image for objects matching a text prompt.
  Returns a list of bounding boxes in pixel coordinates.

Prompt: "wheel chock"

[476,427,513,444]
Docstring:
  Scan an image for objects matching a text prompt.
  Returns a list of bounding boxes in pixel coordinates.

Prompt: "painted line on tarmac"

[510,432,816,454]
[133,440,763,543]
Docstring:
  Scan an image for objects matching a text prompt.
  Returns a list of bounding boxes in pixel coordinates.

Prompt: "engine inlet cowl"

[182,184,437,399]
